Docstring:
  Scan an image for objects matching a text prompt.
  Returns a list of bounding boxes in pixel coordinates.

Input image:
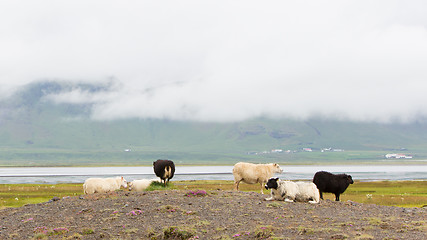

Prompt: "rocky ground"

[0,190,426,239]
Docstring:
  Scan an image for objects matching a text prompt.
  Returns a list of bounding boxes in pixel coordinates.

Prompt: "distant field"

[1,180,426,209]
[1,147,425,166]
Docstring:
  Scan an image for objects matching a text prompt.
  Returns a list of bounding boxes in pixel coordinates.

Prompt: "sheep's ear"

[121,176,124,180]
[275,177,279,181]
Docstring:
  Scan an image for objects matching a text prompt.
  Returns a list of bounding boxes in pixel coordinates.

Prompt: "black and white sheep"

[264,177,320,204]
[153,159,175,186]
[312,171,354,201]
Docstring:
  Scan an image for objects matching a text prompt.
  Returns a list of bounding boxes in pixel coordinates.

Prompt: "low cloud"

[2,1,427,123]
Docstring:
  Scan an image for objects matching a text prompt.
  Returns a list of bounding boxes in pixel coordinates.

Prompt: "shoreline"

[1,165,427,184]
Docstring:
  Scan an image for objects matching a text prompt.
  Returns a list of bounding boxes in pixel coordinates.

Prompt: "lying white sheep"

[264,177,320,204]
[83,176,128,194]
[128,179,159,192]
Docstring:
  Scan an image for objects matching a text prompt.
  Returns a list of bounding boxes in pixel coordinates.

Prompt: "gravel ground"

[0,190,426,239]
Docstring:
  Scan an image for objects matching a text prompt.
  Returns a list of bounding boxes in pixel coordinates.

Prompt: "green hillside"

[1,81,427,166]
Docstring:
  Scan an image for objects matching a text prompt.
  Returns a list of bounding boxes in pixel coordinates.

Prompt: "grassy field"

[1,180,426,209]
[2,147,426,166]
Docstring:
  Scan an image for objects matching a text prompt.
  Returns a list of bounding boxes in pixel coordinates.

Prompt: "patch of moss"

[163,226,196,240]
[82,228,94,235]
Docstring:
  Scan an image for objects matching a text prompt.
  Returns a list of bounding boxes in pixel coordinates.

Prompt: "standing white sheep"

[232,162,283,194]
[83,176,128,194]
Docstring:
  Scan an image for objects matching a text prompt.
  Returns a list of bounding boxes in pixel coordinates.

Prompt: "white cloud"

[1,0,427,122]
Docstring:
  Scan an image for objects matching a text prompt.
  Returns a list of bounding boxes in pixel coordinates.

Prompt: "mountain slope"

[1,81,427,166]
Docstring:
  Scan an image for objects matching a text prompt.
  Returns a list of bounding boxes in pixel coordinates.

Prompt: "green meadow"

[1,180,426,209]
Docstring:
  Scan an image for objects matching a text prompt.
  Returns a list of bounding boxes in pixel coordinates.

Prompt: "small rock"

[79,208,92,213]
[403,209,413,213]
[331,234,347,239]
[346,200,358,206]
[47,197,61,203]
[51,197,60,201]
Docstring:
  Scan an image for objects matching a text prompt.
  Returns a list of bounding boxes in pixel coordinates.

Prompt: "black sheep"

[313,171,354,201]
[153,159,175,186]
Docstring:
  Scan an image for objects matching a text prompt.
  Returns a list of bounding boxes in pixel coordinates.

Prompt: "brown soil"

[0,190,426,239]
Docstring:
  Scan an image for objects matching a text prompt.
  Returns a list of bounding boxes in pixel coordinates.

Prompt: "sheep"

[83,176,128,194]
[153,159,175,186]
[264,177,320,204]
[313,171,354,201]
[232,162,283,194]
[128,179,158,192]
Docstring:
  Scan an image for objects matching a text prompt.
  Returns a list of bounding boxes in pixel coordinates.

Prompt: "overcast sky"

[1,1,427,123]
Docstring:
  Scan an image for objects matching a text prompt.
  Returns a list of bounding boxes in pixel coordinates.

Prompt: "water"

[0,165,426,184]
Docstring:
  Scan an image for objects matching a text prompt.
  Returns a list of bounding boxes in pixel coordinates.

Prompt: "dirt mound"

[1,190,426,239]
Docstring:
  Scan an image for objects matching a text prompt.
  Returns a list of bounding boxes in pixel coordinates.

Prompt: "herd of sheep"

[83,160,354,204]
[83,159,175,194]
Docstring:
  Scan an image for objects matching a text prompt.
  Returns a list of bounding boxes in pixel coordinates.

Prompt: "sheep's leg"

[284,198,294,203]
[260,183,264,194]
[234,180,240,191]
[319,191,324,200]
[265,196,274,201]
[335,193,340,201]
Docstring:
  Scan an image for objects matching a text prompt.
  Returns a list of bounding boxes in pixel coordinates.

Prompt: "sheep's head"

[273,163,283,173]
[265,177,279,190]
[128,181,134,191]
[121,176,128,188]
[346,175,354,184]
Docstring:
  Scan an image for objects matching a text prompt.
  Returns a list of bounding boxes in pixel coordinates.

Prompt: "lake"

[1,165,426,184]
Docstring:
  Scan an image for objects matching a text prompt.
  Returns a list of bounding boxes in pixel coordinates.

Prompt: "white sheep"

[83,176,128,194]
[128,179,158,192]
[264,177,320,204]
[232,162,283,194]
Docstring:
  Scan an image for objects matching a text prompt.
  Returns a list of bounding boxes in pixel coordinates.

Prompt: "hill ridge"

[1,81,427,166]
